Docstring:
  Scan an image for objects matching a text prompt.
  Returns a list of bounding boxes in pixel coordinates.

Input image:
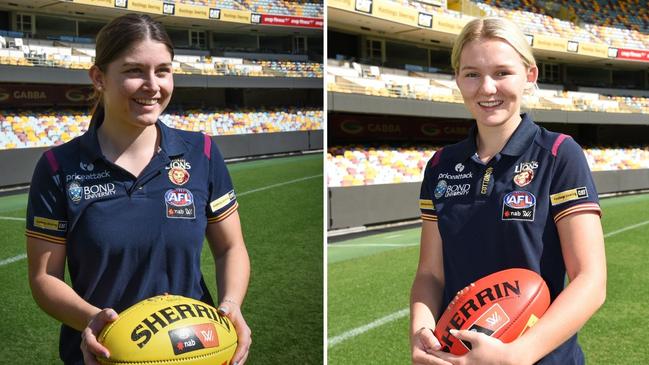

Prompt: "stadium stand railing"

[0,34,323,78]
[327,59,649,114]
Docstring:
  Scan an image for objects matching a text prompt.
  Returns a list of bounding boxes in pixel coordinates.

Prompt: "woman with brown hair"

[25,14,251,365]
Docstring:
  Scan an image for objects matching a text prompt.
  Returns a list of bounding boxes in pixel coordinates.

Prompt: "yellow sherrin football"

[98,295,237,365]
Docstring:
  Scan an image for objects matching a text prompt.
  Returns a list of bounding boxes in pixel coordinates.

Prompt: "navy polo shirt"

[26,120,238,364]
[419,114,601,364]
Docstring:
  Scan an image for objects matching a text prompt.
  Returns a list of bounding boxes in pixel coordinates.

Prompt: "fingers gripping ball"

[98,295,237,365]
[434,268,550,355]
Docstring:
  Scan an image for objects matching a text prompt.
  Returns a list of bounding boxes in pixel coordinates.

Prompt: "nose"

[142,71,160,93]
[478,75,497,95]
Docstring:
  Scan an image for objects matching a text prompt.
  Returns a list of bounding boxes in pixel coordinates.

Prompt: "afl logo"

[503,191,535,209]
[67,181,83,203]
[340,120,363,134]
[165,188,194,207]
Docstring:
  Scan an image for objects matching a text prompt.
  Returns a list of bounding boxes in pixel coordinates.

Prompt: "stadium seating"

[0,108,322,149]
[0,35,322,77]
[328,59,649,114]
[327,145,649,187]
[473,1,649,50]
[475,0,649,35]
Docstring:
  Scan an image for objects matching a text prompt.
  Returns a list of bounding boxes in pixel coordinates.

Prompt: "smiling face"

[90,38,173,129]
[455,38,537,130]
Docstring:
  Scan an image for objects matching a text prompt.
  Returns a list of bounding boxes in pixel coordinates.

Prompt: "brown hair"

[90,14,174,127]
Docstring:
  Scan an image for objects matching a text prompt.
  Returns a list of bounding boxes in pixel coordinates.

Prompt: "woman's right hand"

[80,308,119,365]
[411,327,452,365]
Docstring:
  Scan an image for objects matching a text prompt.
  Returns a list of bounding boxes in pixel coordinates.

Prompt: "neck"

[96,114,159,163]
[475,114,522,163]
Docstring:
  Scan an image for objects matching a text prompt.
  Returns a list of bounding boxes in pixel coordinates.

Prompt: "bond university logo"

[67,181,82,204]
[434,180,447,199]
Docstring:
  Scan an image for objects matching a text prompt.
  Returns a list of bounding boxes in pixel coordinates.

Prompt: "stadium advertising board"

[577,42,608,58]
[372,0,419,26]
[328,0,355,11]
[615,48,649,62]
[176,3,209,19]
[259,15,323,28]
[71,0,319,27]
[432,14,466,33]
[532,34,567,52]
[330,113,471,141]
[0,84,93,107]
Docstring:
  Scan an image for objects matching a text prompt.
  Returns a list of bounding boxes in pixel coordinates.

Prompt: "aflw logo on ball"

[439,280,520,350]
[169,323,220,355]
[131,303,232,349]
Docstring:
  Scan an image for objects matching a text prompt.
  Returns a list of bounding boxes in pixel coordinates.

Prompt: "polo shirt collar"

[157,120,188,158]
[500,113,538,157]
[79,118,188,162]
[456,113,538,161]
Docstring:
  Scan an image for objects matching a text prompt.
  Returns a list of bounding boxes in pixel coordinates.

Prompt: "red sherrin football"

[434,268,550,355]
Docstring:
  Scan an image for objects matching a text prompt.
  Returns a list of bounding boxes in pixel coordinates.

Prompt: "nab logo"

[165,188,194,207]
[504,191,535,209]
[251,13,261,23]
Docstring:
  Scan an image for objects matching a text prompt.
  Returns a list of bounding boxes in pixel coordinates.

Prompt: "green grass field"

[0,153,323,364]
[328,193,649,364]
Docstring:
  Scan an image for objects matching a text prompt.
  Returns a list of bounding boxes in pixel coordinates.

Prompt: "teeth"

[135,98,158,105]
[478,101,502,107]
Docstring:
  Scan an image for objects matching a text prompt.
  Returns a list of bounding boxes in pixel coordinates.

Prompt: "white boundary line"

[328,309,409,347]
[0,254,27,267]
[237,174,321,196]
[327,218,649,347]
[329,242,419,248]
[0,216,25,221]
[0,174,322,267]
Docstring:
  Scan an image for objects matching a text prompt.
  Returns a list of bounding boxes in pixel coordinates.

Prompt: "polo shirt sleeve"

[420,151,440,222]
[205,138,238,224]
[25,152,68,245]
[549,136,601,223]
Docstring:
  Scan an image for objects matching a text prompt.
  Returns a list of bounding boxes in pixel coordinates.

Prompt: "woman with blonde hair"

[411,17,605,365]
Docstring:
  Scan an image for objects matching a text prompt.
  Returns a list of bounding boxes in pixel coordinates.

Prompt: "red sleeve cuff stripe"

[207,201,238,223]
[554,203,601,223]
[421,213,438,221]
[25,230,66,245]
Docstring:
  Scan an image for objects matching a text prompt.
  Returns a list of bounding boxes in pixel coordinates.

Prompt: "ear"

[89,65,105,91]
[526,65,538,84]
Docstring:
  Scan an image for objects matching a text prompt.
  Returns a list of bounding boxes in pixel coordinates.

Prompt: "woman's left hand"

[218,300,251,365]
[433,329,524,365]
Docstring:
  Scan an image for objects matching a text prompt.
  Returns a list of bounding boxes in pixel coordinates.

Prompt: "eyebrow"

[459,64,517,71]
[121,62,173,68]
